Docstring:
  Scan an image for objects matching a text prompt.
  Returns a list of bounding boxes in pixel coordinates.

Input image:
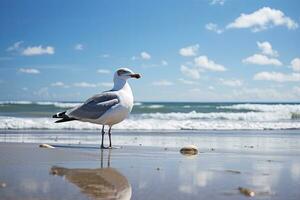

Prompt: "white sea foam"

[0,101,81,108]
[1,103,300,130]
[0,114,299,130]
[146,105,164,109]
[218,104,300,121]
[137,111,295,121]
[0,101,32,105]
[36,102,81,108]
[218,104,300,113]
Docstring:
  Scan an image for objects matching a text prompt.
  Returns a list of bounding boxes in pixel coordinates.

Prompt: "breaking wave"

[146,105,164,109]
[0,101,81,108]
[1,102,300,130]
[218,103,300,113]
[0,111,299,130]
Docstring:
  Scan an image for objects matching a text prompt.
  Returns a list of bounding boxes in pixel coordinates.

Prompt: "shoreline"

[1,128,300,134]
[0,130,300,199]
[1,129,300,149]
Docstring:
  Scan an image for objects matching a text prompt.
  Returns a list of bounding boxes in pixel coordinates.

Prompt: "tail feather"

[52,111,77,123]
[52,111,66,118]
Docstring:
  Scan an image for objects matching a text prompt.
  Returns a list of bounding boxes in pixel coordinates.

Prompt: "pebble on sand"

[0,182,7,188]
[180,145,198,156]
[225,170,241,174]
[238,187,255,197]
[39,144,55,149]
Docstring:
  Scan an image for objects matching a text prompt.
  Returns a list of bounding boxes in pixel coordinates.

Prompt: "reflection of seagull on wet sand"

[51,150,132,200]
[53,68,141,149]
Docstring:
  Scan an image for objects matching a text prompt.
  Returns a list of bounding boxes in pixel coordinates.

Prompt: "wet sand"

[0,130,300,200]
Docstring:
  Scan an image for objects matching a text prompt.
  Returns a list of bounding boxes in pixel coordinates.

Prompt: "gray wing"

[67,92,119,120]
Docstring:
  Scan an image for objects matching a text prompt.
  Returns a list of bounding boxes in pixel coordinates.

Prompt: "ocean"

[0,101,300,130]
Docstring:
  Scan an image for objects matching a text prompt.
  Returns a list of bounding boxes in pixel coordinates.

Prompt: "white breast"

[96,82,134,126]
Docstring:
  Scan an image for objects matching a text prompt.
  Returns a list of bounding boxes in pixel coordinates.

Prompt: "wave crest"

[136,110,295,121]
[0,101,80,108]
[218,104,300,112]
[0,114,300,130]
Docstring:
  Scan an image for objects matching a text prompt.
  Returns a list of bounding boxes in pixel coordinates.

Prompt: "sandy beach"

[0,130,300,200]
[1,0,300,199]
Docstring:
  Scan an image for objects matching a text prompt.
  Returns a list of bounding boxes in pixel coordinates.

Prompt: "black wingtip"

[55,118,76,123]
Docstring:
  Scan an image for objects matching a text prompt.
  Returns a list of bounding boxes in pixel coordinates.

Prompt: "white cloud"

[152,80,173,86]
[178,78,198,85]
[179,44,199,57]
[208,86,215,90]
[219,78,243,87]
[99,82,113,87]
[189,88,201,93]
[51,81,69,88]
[254,71,300,82]
[194,56,227,71]
[6,41,24,52]
[22,45,55,56]
[51,82,64,87]
[133,52,151,60]
[291,58,300,72]
[140,51,151,60]
[210,0,225,5]
[243,54,282,66]
[131,56,138,61]
[74,44,83,50]
[6,42,55,56]
[97,69,110,74]
[257,41,278,57]
[73,82,97,88]
[101,54,110,58]
[205,23,223,34]
[161,60,168,66]
[227,7,298,32]
[52,81,111,88]
[19,68,40,74]
[180,65,200,79]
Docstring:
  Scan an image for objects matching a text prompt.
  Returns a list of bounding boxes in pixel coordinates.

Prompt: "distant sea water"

[0,101,300,130]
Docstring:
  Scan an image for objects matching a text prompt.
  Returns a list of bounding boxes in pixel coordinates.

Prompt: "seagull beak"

[130,73,141,79]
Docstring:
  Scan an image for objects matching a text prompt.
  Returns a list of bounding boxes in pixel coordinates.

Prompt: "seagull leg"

[100,149,104,168]
[101,125,106,149]
[108,126,112,148]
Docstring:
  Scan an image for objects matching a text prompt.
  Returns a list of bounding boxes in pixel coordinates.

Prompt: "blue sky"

[0,0,300,102]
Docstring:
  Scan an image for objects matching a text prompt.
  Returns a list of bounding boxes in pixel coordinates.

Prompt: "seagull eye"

[117,70,128,76]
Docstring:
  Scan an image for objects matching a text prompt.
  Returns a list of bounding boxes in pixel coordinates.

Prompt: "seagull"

[53,68,141,149]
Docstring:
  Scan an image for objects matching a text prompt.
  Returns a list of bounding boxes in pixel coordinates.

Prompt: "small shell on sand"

[39,144,55,149]
[0,182,7,188]
[238,187,255,197]
[180,145,198,156]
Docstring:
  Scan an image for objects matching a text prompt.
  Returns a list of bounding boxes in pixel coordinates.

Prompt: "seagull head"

[114,68,141,81]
